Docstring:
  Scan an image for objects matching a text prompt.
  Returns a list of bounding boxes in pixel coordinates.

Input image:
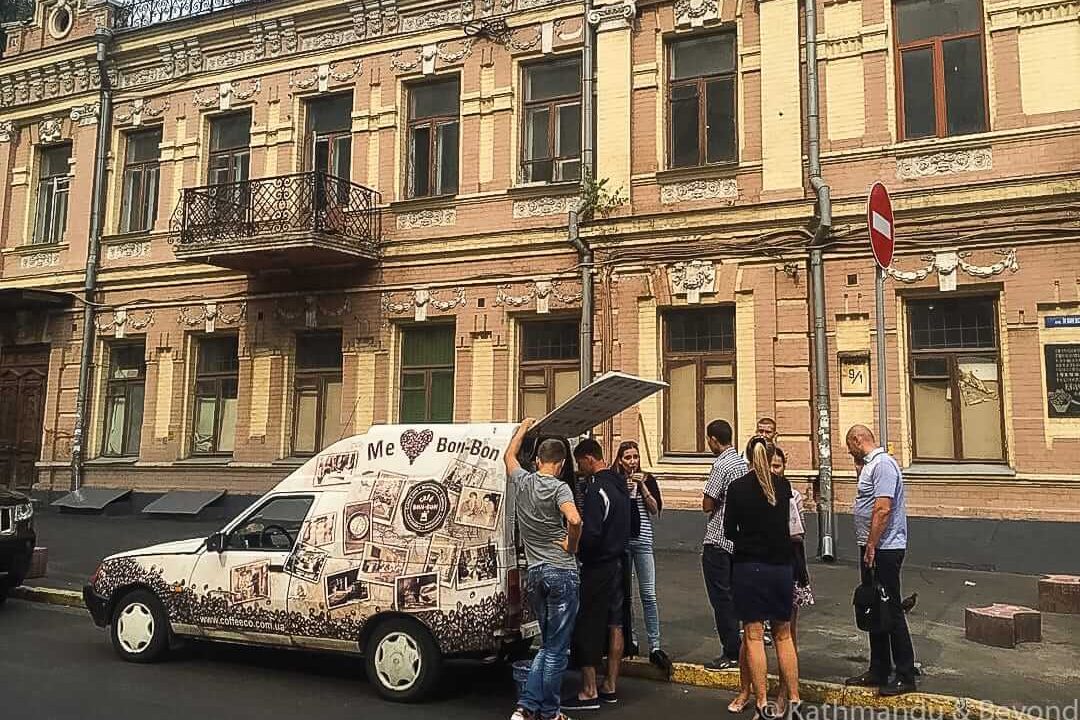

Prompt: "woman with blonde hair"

[723,437,801,719]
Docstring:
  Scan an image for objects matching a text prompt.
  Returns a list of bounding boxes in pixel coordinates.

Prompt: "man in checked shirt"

[701,419,748,671]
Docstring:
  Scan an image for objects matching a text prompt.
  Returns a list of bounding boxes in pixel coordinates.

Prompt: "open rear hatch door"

[529,371,667,438]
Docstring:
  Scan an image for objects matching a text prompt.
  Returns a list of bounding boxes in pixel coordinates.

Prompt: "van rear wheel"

[110,589,170,663]
[364,618,442,702]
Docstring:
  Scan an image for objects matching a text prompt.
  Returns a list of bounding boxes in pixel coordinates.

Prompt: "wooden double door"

[0,346,49,491]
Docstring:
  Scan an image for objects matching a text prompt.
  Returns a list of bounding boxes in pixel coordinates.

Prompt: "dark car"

[0,488,36,605]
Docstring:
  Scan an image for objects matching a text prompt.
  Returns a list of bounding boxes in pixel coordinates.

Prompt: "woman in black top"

[723,437,802,719]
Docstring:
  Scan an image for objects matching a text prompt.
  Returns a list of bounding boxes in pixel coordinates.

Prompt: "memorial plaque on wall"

[1044,344,1080,417]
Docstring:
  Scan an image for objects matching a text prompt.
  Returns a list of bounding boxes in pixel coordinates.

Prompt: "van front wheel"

[365,618,442,702]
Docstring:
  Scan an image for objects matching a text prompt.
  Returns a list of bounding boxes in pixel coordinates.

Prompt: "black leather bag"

[853,569,897,633]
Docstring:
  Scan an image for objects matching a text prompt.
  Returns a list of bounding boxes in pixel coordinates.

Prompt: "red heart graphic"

[400,429,434,464]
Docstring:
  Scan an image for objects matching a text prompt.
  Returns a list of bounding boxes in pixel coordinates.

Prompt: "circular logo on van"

[402,481,451,535]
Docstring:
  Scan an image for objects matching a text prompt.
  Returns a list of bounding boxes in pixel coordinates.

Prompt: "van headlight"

[13,502,33,522]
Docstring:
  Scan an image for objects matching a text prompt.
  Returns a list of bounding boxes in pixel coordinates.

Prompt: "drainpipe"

[804,1,836,561]
[71,27,114,492]
[567,0,596,391]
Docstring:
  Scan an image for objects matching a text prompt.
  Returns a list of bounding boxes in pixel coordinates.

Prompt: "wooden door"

[0,346,49,491]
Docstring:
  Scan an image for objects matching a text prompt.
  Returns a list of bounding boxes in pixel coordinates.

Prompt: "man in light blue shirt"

[845,425,916,697]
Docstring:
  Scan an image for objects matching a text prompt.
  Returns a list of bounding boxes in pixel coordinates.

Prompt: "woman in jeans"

[612,440,671,672]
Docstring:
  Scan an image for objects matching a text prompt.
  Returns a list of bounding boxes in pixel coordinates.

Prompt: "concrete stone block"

[27,546,48,579]
[965,603,1041,648]
[1038,575,1080,614]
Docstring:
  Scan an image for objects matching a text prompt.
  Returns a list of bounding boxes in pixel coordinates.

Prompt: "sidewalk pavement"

[26,508,1080,710]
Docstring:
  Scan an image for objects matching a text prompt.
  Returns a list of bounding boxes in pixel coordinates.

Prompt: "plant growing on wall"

[578,171,627,222]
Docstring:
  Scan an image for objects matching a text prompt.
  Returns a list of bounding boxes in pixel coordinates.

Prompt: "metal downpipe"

[804,0,836,561]
[71,27,114,491]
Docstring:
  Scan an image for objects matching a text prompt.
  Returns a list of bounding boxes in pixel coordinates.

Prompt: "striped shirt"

[703,447,748,552]
[629,474,662,547]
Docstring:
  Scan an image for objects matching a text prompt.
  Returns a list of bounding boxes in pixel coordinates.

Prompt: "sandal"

[727,695,753,714]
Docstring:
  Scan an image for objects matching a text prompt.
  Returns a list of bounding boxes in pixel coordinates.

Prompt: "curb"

[10,585,85,609]
[7,589,1038,720]
[620,660,1039,720]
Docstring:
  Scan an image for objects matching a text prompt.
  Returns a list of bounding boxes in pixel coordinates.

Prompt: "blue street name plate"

[1045,316,1080,328]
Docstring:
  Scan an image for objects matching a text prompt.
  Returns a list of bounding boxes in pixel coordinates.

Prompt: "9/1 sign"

[839,353,871,396]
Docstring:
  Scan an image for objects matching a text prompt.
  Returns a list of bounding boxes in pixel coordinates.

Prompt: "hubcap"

[374,632,422,691]
[117,602,155,654]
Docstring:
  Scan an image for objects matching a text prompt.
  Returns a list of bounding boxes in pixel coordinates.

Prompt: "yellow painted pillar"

[590,0,636,197]
[758,0,803,192]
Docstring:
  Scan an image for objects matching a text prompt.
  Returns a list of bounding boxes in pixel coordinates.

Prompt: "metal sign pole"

[875,265,888,449]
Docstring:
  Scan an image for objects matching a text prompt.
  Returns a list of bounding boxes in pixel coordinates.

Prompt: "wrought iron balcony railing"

[171,172,382,257]
[113,0,267,31]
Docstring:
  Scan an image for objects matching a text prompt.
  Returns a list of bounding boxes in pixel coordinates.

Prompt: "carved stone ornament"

[0,120,14,143]
[396,208,457,229]
[392,40,475,75]
[512,195,582,219]
[114,97,170,127]
[276,295,350,329]
[178,301,246,334]
[39,117,63,143]
[290,61,363,93]
[896,148,992,180]
[105,242,151,261]
[587,0,637,29]
[0,58,103,109]
[69,103,100,127]
[495,278,582,313]
[19,252,61,270]
[193,79,262,111]
[659,178,738,205]
[95,308,155,340]
[886,249,1019,292]
[383,288,466,322]
[675,0,720,27]
[669,260,716,304]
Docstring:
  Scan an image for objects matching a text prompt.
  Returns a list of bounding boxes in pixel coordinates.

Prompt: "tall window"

[192,336,239,456]
[35,144,72,244]
[908,297,1003,461]
[400,325,455,423]
[519,319,580,417]
[664,308,736,454]
[895,0,987,140]
[103,343,146,457]
[307,94,352,180]
[293,331,344,456]
[208,112,251,185]
[668,34,737,168]
[522,58,582,184]
[120,128,162,233]
[407,77,460,198]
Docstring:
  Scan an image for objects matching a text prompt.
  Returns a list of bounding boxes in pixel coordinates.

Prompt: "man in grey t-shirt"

[507,419,582,720]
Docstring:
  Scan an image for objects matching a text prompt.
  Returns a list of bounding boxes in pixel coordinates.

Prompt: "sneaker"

[598,691,618,705]
[705,656,740,671]
[879,678,917,697]
[512,709,535,720]
[562,697,601,711]
[649,648,673,675]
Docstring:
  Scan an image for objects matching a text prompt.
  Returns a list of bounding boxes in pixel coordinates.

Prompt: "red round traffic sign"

[867,182,895,269]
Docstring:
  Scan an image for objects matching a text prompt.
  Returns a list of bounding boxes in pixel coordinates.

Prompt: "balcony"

[171,172,382,271]
[113,0,267,31]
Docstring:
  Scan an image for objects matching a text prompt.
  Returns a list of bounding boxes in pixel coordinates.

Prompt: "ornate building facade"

[1,0,1079,532]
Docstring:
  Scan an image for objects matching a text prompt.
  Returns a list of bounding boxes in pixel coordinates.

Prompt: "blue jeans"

[521,565,580,719]
[628,539,661,652]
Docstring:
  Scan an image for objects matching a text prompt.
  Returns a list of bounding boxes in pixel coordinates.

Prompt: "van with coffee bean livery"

[82,373,664,702]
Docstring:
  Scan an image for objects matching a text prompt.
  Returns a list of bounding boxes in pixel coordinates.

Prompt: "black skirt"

[732,561,795,623]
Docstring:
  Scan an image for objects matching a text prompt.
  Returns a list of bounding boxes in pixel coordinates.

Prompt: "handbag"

[852,568,897,633]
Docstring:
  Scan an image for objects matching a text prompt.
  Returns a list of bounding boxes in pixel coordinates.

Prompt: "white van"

[82,373,664,702]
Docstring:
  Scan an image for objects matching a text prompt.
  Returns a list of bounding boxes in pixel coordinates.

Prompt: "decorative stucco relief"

[396,208,457,229]
[668,260,716,304]
[276,295,350,329]
[0,120,14,143]
[887,249,1019,292]
[39,117,64,143]
[178,301,247,334]
[659,178,738,205]
[587,0,636,29]
[383,288,467,322]
[896,148,992,180]
[114,98,170,126]
[495,278,582,313]
[95,308,155,339]
[69,103,100,127]
[19,252,61,270]
[290,61,364,93]
[512,195,582,218]
[105,242,152,261]
[193,79,262,111]
[675,0,719,28]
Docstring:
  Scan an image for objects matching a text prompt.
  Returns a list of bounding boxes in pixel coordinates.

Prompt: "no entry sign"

[867,182,894,269]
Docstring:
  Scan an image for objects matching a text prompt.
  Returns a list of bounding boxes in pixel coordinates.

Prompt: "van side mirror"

[206,531,226,553]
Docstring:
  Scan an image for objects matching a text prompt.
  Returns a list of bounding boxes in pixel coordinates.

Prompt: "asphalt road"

[0,600,734,720]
